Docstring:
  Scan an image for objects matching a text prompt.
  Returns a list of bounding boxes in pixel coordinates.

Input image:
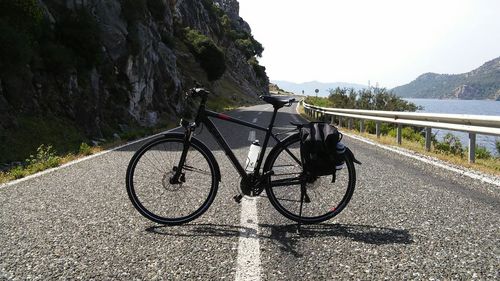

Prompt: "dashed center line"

[235,197,261,281]
[252,118,258,123]
[248,131,256,141]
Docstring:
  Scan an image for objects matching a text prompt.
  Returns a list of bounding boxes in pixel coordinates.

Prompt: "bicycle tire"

[264,133,356,224]
[126,133,219,225]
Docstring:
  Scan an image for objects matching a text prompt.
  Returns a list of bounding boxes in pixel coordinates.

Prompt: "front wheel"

[264,133,356,224]
[126,133,219,225]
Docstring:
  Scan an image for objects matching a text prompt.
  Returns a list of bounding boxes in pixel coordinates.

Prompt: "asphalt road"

[1,101,499,280]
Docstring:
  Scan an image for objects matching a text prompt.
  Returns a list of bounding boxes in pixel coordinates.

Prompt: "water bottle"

[335,142,346,170]
[245,140,261,173]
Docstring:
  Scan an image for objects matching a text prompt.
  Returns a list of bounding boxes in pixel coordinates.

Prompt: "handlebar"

[187,87,211,99]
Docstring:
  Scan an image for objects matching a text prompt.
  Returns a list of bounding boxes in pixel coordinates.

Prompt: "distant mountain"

[392,57,500,100]
[272,80,367,97]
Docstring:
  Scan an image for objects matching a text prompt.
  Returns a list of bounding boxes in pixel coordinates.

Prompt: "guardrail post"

[376,121,381,138]
[338,116,342,128]
[425,127,432,151]
[348,118,352,130]
[330,115,334,125]
[469,133,476,163]
[360,120,364,133]
[397,124,402,145]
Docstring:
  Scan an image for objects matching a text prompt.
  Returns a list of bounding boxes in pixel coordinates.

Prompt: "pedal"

[233,194,243,203]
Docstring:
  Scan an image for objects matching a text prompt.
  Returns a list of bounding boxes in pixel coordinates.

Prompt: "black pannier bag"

[299,122,345,178]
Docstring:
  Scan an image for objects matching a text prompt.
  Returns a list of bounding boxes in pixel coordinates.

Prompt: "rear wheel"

[126,134,219,225]
[264,133,356,224]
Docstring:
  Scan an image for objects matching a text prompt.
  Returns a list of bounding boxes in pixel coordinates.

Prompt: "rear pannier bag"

[299,122,344,177]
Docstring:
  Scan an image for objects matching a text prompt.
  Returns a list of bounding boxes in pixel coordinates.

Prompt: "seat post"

[253,107,279,173]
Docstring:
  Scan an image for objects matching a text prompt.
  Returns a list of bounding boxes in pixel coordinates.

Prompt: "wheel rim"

[127,137,216,224]
[266,135,355,223]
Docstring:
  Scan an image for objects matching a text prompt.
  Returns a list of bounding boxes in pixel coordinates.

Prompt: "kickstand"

[297,183,306,235]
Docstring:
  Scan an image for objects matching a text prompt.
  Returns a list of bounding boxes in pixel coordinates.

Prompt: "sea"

[404,99,500,156]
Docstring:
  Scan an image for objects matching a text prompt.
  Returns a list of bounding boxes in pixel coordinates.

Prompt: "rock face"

[392,57,500,100]
[0,0,268,163]
[451,85,479,99]
[0,0,268,162]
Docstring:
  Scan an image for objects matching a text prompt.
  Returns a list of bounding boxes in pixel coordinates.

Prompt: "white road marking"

[345,133,500,187]
[0,126,182,189]
[235,197,261,281]
[257,112,262,115]
[252,118,258,123]
[248,131,256,142]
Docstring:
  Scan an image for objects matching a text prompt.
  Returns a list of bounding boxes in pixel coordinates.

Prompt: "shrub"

[248,57,266,80]
[496,140,500,155]
[79,143,93,156]
[474,146,491,159]
[434,133,464,157]
[27,144,61,168]
[9,166,27,180]
[236,37,264,59]
[183,28,226,81]
[0,0,43,37]
[387,127,424,143]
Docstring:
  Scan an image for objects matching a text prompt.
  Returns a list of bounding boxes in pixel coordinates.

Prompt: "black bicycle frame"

[198,107,282,178]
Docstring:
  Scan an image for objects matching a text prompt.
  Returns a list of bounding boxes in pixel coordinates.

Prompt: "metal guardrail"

[302,101,500,163]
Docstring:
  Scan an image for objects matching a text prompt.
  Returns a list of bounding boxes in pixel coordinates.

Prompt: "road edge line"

[0,126,181,189]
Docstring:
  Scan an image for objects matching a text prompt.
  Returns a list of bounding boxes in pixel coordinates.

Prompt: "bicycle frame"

[194,106,283,179]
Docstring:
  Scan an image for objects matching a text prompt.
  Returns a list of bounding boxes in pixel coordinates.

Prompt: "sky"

[237,0,500,88]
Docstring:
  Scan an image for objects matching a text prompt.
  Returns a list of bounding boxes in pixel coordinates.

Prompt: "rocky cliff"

[392,57,500,100]
[0,0,268,163]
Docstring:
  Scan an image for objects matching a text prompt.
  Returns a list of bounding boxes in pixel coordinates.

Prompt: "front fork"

[170,120,195,184]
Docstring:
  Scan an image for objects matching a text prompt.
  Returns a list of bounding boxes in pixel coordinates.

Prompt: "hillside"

[392,57,500,100]
[272,80,366,97]
[0,0,268,164]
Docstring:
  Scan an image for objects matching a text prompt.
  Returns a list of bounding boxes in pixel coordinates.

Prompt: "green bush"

[248,57,266,80]
[363,121,392,135]
[387,127,424,143]
[474,146,491,159]
[79,143,92,156]
[236,37,264,59]
[26,144,62,172]
[183,28,226,81]
[0,0,43,37]
[496,140,500,155]
[434,133,464,157]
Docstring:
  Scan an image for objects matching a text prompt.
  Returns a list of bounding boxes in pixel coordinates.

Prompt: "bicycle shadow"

[259,223,413,257]
[145,223,413,257]
[145,223,245,238]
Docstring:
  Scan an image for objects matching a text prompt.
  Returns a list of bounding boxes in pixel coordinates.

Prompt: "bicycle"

[126,87,360,225]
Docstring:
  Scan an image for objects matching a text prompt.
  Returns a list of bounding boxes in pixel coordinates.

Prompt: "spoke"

[183,165,211,175]
[272,172,302,177]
